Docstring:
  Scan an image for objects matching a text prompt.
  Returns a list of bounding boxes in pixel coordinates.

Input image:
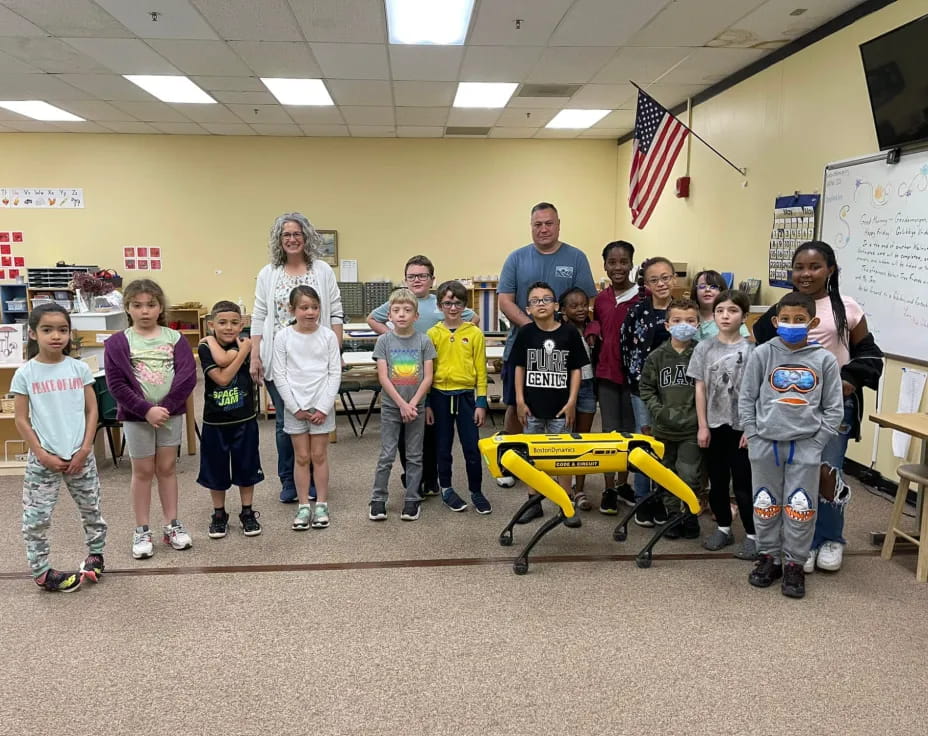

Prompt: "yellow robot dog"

[478,431,701,574]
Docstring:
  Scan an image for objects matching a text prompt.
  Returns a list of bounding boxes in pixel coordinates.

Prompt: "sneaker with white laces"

[162,520,193,550]
[132,526,154,559]
[803,548,817,574]
[311,502,330,529]
[816,541,844,571]
[292,504,312,531]
[496,476,515,488]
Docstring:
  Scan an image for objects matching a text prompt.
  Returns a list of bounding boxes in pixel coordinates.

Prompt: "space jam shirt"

[372,331,436,409]
[199,340,257,425]
[512,322,589,419]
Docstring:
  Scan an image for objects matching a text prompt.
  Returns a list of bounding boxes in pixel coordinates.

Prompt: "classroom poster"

[0,188,84,208]
[124,246,163,271]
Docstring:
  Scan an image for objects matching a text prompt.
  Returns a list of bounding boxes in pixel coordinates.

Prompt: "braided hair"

[792,240,849,347]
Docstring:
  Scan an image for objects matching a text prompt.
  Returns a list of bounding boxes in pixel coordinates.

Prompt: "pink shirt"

[809,295,863,368]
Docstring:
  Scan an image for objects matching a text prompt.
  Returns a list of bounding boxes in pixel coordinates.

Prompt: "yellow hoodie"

[427,321,488,405]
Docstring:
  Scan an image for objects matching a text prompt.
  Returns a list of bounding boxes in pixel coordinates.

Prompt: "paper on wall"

[892,368,927,458]
[340,259,358,282]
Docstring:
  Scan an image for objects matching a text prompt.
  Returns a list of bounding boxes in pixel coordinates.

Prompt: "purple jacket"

[103,329,197,422]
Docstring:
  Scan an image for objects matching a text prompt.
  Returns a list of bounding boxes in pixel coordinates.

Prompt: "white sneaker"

[132,527,153,559]
[816,541,844,571]
[496,476,515,488]
[162,520,193,550]
[803,548,817,574]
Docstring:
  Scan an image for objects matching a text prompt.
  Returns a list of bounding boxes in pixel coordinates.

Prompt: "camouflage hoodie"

[639,339,697,441]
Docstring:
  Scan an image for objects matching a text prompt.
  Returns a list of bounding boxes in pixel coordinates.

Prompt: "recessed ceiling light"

[546,109,611,129]
[386,0,475,45]
[453,83,517,108]
[123,75,216,104]
[261,78,334,106]
[0,101,85,122]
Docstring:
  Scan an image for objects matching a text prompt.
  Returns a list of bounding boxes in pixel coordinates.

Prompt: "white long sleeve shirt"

[271,325,341,417]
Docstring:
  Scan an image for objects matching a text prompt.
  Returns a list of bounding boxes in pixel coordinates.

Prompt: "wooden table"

[869,412,928,541]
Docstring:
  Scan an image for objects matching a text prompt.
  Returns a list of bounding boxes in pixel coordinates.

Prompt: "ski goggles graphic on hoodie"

[768,365,818,404]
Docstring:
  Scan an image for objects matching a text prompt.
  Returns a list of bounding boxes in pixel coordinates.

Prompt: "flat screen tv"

[859,14,928,151]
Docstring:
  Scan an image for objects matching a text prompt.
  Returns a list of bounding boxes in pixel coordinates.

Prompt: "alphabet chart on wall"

[768,193,819,288]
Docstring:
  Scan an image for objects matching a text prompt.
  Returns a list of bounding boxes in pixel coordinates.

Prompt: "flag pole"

[630,81,746,177]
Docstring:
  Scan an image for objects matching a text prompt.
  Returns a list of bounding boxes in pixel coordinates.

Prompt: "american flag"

[628,89,689,229]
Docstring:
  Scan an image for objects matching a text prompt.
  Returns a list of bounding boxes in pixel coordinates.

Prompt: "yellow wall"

[0,135,618,308]
[615,0,928,477]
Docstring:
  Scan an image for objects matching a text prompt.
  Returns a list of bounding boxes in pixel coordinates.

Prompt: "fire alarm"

[675,176,690,198]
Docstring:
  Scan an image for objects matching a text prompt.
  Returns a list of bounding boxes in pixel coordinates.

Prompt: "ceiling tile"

[310,43,389,80]
[0,123,15,131]
[147,39,252,76]
[392,81,455,107]
[658,47,768,85]
[394,107,448,126]
[61,38,180,75]
[713,0,862,47]
[591,46,690,85]
[446,108,501,127]
[228,41,322,77]
[642,83,709,108]
[211,90,277,105]
[298,124,350,136]
[534,128,580,138]
[630,0,766,47]
[593,110,635,128]
[0,5,45,37]
[568,83,635,109]
[51,121,112,133]
[55,99,137,121]
[0,49,39,74]
[495,107,554,127]
[251,123,303,136]
[339,106,394,125]
[150,121,209,134]
[192,76,265,91]
[111,101,193,122]
[550,0,663,46]
[507,95,571,110]
[55,73,156,101]
[396,126,443,138]
[388,46,464,82]
[579,128,629,137]
[0,73,88,100]
[191,0,301,42]
[100,121,161,133]
[200,122,255,135]
[95,0,219,40]
[286,106,345,125]
[526,47,618,84]
[469,0,573,45]
[1,120,60,132]
[0,0,131,38]
[348,125,395,137]
[170,102,240,122]
[326,79,393,106]
[0,38,111,74]
[291,0,386,43]
[459,45,542,82]
[226,103,293,124]
[489,127,538,138]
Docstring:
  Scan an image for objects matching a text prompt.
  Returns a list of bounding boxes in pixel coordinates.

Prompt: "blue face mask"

[668,323,698,342]
[777,323,809,343]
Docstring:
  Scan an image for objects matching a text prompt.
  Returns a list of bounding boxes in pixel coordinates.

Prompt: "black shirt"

[512,321,589,419]
[199,340,256,425]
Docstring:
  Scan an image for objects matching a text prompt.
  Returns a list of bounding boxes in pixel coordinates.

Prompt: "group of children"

[15,240,879,600]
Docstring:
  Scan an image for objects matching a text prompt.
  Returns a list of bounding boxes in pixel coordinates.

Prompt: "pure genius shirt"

[199,340,257,425]
[512,321,588,419]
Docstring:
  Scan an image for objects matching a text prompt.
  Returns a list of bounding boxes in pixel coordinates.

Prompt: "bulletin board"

[768,193,820,288]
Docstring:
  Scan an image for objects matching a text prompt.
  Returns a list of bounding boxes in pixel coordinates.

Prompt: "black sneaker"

[208,509,229,539]
[401,500,421,521]
[79,554,105,583]
[681,512,701,539]
[616,483,636,507]
[515,498,544,524]
[599,487,619,515]
[36,569,81,593]
[634,501,654,528]
[663,517,683,539]
[422,484,441,498]
[781,562,806,599]
[369,500,387,521]
[471,491,492,515]
[749,554,783,588]
[239,508,262,537]
[651,498,669,525]
[563,508,582,528]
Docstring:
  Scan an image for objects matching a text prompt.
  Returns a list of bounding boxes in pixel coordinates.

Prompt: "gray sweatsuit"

[738,338,843,563]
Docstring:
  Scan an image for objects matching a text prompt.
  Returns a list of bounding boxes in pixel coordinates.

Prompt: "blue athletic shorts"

[196,420,265,491]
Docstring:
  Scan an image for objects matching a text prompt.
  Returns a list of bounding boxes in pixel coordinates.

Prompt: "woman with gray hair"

[251,212,344,503]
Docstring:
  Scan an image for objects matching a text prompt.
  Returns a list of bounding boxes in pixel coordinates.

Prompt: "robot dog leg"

[614,447,701,568]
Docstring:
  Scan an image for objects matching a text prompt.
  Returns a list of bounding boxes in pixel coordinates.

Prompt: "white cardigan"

[252,260,344,380]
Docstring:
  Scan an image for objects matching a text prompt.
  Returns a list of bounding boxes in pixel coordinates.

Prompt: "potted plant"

[70,271,115,312]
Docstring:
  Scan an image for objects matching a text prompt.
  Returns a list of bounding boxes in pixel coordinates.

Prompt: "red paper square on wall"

[137,247,148,258]
[12,232,23,242]
[14,256,24,267]
[0,270,5,280]
[138,259,149,270]
[0,244,10,255]
[150,247,161,258]
[1,256,10,267]
[0,232,9,243]
[8,269,19,279]
[151,259,162,270]
[124,247,135,257]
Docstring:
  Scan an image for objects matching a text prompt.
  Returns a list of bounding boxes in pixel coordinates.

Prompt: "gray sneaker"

[702,528,734,551]
[733,537,758,560]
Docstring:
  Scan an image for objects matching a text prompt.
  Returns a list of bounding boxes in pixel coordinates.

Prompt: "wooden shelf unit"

[165,306,206,350]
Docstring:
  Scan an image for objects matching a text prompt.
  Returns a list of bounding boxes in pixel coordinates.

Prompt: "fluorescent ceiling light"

[0,101,84,122]
[261,78,334,106]
[453,82,517,108]
[387,0,475,45]
[546,109,611,129]
[123,75,216,104]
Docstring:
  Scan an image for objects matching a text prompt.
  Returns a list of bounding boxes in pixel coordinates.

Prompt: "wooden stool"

[881,463,928,582]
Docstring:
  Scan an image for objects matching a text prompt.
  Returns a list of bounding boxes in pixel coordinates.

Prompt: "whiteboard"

[820,148,928,364]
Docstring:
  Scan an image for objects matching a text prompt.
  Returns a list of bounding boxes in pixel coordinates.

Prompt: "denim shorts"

[577,378,596,415]
[525,415,568,434]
